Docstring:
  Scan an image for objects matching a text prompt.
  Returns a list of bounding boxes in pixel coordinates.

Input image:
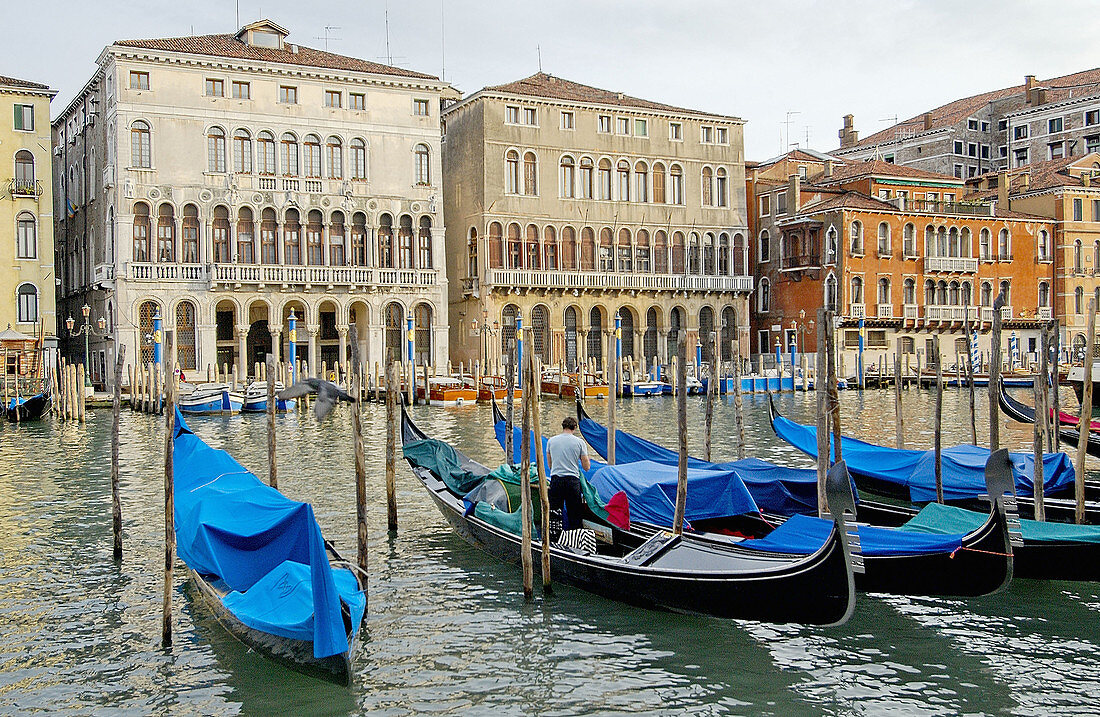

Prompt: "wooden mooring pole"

[965,307,978,445]
[990,293,1005,451]
[673,334,688,535]
[607,339,616,465]
[529,353,551,592]
[1075,298,1096,524]
[704,331,716,462]
[111,345,126,560]
[504,340,515,464]
[732,334,745,460]
[519,347,534,599]
[934,337,944,504]
[385,359,398,532]
[1052,320,1062,453]
[351,331,370,607]
[267,354,277,490]
[894,349,904,449]
[162,332,176,648]
[816,309,829,517]
[1033,376,1047,522]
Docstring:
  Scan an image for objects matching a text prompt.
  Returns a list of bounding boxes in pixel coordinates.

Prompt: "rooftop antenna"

[385,1,392,65]
[313,26,342,51]
[804,126,811,147]
[537,45,542,73]
[784,110,801,155]
[440,0,446,80]
[235,0,239,29]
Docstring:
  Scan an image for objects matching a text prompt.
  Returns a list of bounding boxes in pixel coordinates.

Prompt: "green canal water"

[3,388,1100,715]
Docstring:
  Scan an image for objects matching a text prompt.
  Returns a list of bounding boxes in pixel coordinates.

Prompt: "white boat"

[242,381,295,412]
[178,383,244,414]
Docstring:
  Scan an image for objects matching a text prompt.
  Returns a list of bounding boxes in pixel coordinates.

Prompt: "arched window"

[213,205,231,262]
[652,162,666,204]
[488,221,503,269]
[523,151,537,195]
[937,226,948,257]
[979,228,991,260]
[378,213,394,268]
[877,222,890,255]
[350,138,366,180]
[902,223,915,256]
[849,220,863,254]
[418,216,433,268]
[1075,239,1084,272]
[637,229,651,273]
[825,273,838,311]
[505,150,520,194]
[654,230,668,273]
[350,212,367,266]
[564,306,579,370]
[598,158,612,200]
[384,302,404,362]
[207,127,227,173]
[635,161,648,202]
[925,280,936,306]
[182,204,199,262]
[672,231,685,273]
[758,277,771,312]
[588,307,604,370]
[703,231,716,275]
[326,136,343,179]
[758,229,771,263]
[507,222,522,269]
[260,207,277,264]
[579,156,594,199]
[306,209,324,265]
[599,227,614,272]
[617,228,632,272]
[825,226,838,264]
[701,166,713,206]
[981,281,992,306]
[131,121,151,167]
[414,304,432,363]
[948,227,960,257]
[1076,286,1085,314]
[415,144,431,185]
[667,307,683,360]
[998,229,1010,259]
[850,276,864,304]
[138,301,160,364]
[877,277,890,305]
[670,164,685,205]
[233,129,252,173]
[949,280,960,305]
[133,201,150,262]
[15,211,35,259]
[1039,230,1050,260]
[543,225,558,269]
[960,227,972,258]
[617,160,630,201]
[1039,281,1050,307]
[936,280,947,305]
[330,211,345,265]
[716,168,728,207]
[526,224,541,269]
[560,155,575,198]
[16,283,38,324]
[580,227,596,271]
[962,281,972,305]
[257,131,276,175]
[303,134,322,178]
[720,306,736,362]
[156,203,175,262]
[530,304,550,363]
[501,304,518,354]
[698,306,714,361]
[999,279,1011,306]
[14,150,34,192]
[903,278,916,305]
[176,300,197,371]
[561,226,576,270]
[280,133,299,176]
[398,214,415,268]
[283,208,301,264]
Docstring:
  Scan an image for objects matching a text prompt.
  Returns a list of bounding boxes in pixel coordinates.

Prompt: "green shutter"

[13,104,22,131]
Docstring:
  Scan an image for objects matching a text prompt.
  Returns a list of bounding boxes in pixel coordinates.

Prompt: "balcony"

[211,263,438,289]
[462,277,480,294]
[924,256,978,273]
[877,304,894,318]
[779,253,821,272]
[906,198,993,217]
[981,306,1014,322]
[1038,306,1053,320]
[93,264,115,283]
[850,303,866,319]
[484,269,753,294]
[903,304,919,319]
[258,177,277,190]
[8,179,42,198]
[925,305,968,322]
[127,262,208,282]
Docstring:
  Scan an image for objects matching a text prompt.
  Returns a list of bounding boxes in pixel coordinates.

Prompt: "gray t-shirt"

[546,432,589,478]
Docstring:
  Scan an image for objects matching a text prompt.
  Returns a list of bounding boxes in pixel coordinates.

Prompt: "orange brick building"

[748,154,1056,373]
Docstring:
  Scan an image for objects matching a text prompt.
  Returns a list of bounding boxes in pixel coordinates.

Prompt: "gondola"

[999,382,1100,461]
[402,403,858,626]
[5,392,51,422]
[767,397,1100,524]
[172,410,365,684]
[570,403,1014,597]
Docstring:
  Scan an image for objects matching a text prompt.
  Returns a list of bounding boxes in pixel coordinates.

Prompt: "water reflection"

[0,386,1098,714]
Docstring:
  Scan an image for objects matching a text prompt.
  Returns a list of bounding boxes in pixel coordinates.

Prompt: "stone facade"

[53,20,454,386]
[442,73,753,373]
[0,75,57,364]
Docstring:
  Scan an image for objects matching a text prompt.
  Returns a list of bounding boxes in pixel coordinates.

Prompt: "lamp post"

[66,303,107,388]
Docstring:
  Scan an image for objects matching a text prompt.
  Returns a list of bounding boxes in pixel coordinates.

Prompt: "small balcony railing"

[849,303,866,319]
[903,304,919,319]
[924,256,978,273]
[1038,306,1053,320]
[877,303,894,318]
[485,268,753,293]
[8,179,41,198]
[981,306,1014,322]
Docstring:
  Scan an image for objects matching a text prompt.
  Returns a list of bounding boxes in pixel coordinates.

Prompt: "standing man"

[546,415,591,540]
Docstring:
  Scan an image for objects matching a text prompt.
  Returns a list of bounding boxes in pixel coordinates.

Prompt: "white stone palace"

[54,20,454,384]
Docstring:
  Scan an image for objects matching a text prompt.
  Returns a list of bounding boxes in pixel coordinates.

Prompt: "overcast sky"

[6,1,1100,159]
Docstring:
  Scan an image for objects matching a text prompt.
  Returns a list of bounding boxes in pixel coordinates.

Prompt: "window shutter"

[14,105,22,131]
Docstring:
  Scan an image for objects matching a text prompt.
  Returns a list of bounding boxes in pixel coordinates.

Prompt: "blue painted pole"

[152,309,163,412]
[406,314,415,400]
[615,313,622,396]
[696,342,702,374]
[287,309,297,382]
[515,313,523,388]
[857,317,866,389]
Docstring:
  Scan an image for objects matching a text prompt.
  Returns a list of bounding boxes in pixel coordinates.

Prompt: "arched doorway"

[618,307,635,359]
[414,303,432,364]
[138,300,160,365]
[699,306,715,362]
[247,320,272,369]
[564,306,578,371]
[175,300,197,371]
[384,302,404,362]
[721,307,737,362]
[588,306,604,370]
[530,304,550,364]
[644,307,659,364]
[668,307,684,359]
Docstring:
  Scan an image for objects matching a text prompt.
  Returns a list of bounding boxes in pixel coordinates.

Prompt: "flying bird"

[278,378,356,420]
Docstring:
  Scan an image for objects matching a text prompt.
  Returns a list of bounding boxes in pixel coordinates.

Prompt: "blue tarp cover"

[772,413,1076,503]
[7,393,42,410]
[172,410,364,659]
[899,501,1100,543]
[578,414,821,516]
[739,513,964,557]
[588,460,760,526]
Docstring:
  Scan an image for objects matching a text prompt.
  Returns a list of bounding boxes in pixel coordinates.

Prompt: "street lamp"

[66,303,108,388]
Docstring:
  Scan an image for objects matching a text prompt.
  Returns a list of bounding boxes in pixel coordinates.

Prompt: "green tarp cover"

[898,502,1100,543]
[402,439,483,494]
[486,463,611,525]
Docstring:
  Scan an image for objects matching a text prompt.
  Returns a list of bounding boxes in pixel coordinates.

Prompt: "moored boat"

[241,381,295,412]
[179,383,244,414]
[5,392,50,422]
[998,383,1100,460]
[172,410,365,684]
[417,376,478,406]
[402,404,858,625]
[540,369,609,399]
[465,375,522,403]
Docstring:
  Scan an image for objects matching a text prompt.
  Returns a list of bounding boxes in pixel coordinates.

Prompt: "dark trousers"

[549,474,584,533]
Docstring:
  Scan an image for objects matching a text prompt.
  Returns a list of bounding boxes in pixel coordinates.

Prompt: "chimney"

[823,159,834,178]
[1036,88,1048,105]
[1020,171,1030,191]
[996,170,1010,207]
[787,174,801,214]
[1084,173,1092,188]
[1024,74,1037,104]
[289,43,299,54]
[838,114,859,149]
[922,112,933,130]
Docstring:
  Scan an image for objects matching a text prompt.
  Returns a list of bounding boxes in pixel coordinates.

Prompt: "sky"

[6,0,1100,160]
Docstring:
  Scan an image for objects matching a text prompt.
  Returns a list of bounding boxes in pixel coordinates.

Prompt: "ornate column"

[337,324,349,364]
[268,327,282,366]
[306,324,319,374]
[236,325,248,379]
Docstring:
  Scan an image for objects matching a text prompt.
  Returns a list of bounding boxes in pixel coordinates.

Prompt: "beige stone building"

[442,73,752,373]
[54,20,454,386]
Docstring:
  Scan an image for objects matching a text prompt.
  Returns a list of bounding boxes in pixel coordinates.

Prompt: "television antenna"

[314,26,342,51]
[783,110,800,154]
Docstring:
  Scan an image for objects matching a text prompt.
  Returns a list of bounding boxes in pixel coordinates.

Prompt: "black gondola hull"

[5,393,50,422]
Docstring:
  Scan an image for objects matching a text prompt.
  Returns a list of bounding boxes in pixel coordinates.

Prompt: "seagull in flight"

[278,378,355,420]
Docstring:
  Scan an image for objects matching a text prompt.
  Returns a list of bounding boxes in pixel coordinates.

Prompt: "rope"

[950,545,1012,559]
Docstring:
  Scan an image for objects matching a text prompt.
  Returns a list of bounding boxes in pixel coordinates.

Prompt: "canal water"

[3,387,1100,715]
